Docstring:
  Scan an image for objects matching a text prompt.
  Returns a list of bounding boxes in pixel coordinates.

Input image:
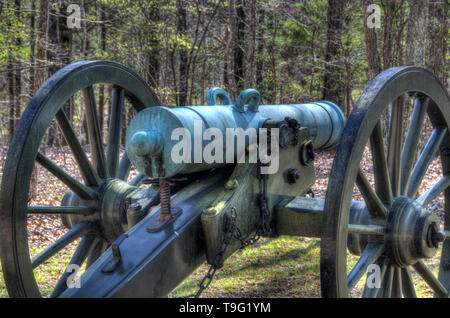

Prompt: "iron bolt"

[129,203,142,211]
[225,179,238,190]
[287,168,300,184]
[203,207,217,216]
[428,222,445,248]
[300,140,314,166]
[284,117,300,129]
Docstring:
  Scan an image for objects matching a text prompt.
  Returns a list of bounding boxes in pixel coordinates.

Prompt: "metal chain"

[190,164,273,298]
[189,207,239,298]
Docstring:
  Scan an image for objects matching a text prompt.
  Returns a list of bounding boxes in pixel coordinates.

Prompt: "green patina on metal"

[125,88,344,179]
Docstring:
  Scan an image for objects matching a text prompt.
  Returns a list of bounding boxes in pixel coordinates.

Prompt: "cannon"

[1,60,450,298]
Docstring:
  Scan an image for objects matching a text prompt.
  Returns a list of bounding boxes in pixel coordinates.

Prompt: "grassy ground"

[0,235,441,298]
[171,237,322,298]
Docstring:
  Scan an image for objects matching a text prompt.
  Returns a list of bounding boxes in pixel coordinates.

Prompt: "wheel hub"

[61,179,138,242]
[99,179,138,241]
[386,196,441,267]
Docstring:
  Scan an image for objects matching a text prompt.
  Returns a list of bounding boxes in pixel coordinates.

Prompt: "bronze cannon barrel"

[126,88,345,178]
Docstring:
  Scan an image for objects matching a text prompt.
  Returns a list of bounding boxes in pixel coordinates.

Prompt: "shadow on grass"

[174,239,321,298]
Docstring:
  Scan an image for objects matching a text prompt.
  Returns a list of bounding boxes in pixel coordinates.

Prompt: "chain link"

[188,207,239,298]
[190,163,272,298]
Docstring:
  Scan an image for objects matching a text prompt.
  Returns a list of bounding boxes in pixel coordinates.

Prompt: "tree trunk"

[12,0,22,141]
[227,0,236,98]
[267,12,278,103]
[255,10,264,88]
[98,5,107,137]
[223,26,229,88]
[245,0,256,87]
[7,58,14,143]
[201,44,207,105]
[46,0,59,147]
[381,1,395,69]
[362,0,382,79]
[393,3,407,66]
[59,1,73,127]
[30,0,48,199]
[35,0,48,90]
[47,0,59,76]
[322,0,346,108]
[147,1,160,89]
[81,0,90,144]
[29,0,36,100]
[28,0,38,200]
[177,0,187,106]
[406,0,429,66]
[80,0,90,58]
[427,0,448,86]
[233,0,246,94]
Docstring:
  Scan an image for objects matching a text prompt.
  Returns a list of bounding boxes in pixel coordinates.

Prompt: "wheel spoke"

[118,151,131,181]
[348,242,384,290]
[36,151,95,200]
[86,238,109,268]
[129,173,146,186]
[356,168,387,219]
[416,173,450,206]
[401,267,417,298]
[391,267,403,298]
[106,87,124,178]
[83,85,109,179]
[400,96,429,195]
[31,222,91,269]
[413,260,449,297]
[348,224,385,236]
[55,109,100,187]
[50,235,95,298]
[370,121,393,205]
[378,265,394,297]
[407,127,447,198]
[387,99,403,196]
[27,205,95,215]
[362,256,387,298]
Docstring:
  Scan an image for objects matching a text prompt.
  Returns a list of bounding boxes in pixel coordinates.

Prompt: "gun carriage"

[1,61,449,298]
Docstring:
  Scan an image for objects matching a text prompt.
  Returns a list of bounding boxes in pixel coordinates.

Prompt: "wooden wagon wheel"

[321,66,450,297]
[0,61,160,297]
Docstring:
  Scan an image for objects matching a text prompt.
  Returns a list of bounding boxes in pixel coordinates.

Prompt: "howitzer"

[1,61,450,298]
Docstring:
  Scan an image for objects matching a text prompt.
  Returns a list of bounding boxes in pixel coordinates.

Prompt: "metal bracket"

[125,187,160,229]
[147,207,182,232]
[102,233,128,274]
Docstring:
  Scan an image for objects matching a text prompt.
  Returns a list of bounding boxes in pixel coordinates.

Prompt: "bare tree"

[29,0,36,100]
[35,0,48,90]
[177,0,187,106]
[362,0,382,79]
[227,0,237,98]
[428,0,448,86]
[322,0,347,108]
[406,0,429,66]
[234,0,246,94]
[246,0,256,87]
